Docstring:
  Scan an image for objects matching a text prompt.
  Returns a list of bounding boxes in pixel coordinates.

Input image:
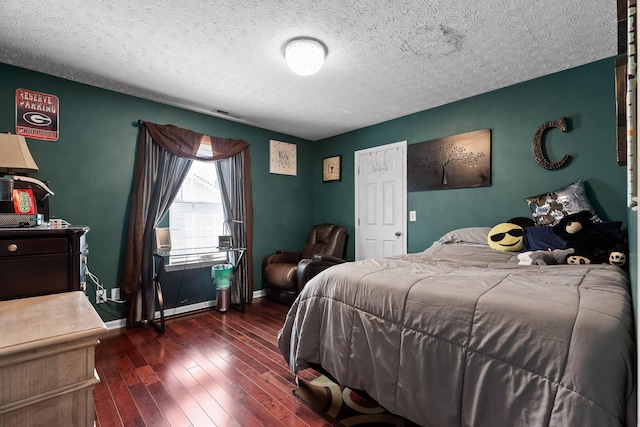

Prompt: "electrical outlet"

[96,289,106,304]
[111,287,120,301]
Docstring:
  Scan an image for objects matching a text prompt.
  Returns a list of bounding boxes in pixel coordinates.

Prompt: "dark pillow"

[523,226,568,251]
[524,180,602,226]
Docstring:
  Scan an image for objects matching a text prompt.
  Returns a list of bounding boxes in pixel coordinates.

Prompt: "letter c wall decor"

[532,117,570,170]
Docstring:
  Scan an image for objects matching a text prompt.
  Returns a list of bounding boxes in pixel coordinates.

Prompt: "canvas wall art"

[269,140,297,176]
[408,129,491,191]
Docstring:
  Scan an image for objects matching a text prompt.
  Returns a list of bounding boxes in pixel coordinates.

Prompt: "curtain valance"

[142,121,248,160]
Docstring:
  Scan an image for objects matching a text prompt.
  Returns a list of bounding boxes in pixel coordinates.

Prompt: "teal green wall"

[0,63,316,322]
[314,58,627,257]
[1,57,634,324]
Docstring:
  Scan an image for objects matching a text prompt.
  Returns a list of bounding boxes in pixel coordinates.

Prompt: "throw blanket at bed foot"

[278,243,636,427]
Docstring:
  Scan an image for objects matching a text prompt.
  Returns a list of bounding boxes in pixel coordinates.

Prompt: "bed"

[277,227,636,426]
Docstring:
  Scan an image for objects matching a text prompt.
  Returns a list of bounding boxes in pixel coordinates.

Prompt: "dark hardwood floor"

[94,297,331,427]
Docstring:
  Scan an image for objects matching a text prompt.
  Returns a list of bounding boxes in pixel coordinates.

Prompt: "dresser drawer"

[0,254,70,299]
[0,227,89,301]
[0,237,68,257]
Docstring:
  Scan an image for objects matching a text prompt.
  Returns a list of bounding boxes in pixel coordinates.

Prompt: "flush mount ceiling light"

[284,37,327,76]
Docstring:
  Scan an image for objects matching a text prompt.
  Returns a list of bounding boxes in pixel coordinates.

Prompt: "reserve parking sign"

[15,88,59,141]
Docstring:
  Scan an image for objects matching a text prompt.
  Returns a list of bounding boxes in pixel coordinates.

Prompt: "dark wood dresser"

[0,226,89,300]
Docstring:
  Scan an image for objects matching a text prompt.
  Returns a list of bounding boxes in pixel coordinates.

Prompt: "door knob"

[395,231,401,237]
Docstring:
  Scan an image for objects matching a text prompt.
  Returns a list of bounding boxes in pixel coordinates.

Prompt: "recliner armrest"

[263,251,302,266]
[296,256,346,293]
[311,254,345,264]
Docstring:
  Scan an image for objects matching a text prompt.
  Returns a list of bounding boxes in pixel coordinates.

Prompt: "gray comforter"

[278,242,636,426]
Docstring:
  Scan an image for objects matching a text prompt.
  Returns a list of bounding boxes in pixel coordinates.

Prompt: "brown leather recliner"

[262,223,347,305]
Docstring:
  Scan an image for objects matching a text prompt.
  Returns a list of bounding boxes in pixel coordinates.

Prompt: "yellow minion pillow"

[487,223,524,252]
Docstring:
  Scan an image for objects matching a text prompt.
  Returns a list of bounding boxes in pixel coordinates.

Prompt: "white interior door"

[355,141,407,261]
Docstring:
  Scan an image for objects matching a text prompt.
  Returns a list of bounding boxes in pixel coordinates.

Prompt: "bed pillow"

[523,226,568,251]
[432,227,492,246]
[524,180,602,226]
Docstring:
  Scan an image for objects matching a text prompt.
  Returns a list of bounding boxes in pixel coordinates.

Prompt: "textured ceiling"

[0,0,617,141]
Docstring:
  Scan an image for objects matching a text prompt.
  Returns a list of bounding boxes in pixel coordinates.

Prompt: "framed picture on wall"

[407,129,491,191]
[269,140,297,176]
[322,155,341,182]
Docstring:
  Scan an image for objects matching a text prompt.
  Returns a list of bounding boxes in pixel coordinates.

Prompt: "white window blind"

[170,160,225,250]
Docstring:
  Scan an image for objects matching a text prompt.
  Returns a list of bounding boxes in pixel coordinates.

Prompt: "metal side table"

[151,246,246,333]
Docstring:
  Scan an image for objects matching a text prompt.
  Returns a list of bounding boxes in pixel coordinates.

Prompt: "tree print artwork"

[407,129,491,191]
[428,143,485,185]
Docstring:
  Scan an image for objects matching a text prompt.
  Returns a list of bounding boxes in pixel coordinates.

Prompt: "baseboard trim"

[103,289,267,330]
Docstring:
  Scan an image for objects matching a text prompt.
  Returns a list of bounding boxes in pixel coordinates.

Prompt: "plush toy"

[554,210,628,267]
[565,229,628,267]
[552,210,594,239]
[492,216,564,252]
[518,248,575,265]
[490,218,559,252]
[488,222,524,251]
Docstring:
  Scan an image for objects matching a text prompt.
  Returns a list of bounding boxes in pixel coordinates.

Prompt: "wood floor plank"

[119,333,150,369]
[94,297,328,426]
[172,391,218,427]
[188,384,242,427]
[127,382,170,427]
[94,367,124,426]
[223,357,313,426]
[116,354,142,388]
[146,381,192,427]
[150,362,218,426]
[108,380,145,426]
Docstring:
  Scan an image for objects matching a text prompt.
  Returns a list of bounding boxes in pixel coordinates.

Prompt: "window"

[167,160,226,268]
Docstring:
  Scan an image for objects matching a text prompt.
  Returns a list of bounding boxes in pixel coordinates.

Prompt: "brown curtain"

[119,121,253,326]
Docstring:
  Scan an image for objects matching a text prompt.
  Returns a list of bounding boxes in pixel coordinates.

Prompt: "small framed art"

[269,140,297,176]
[322,155,341,182]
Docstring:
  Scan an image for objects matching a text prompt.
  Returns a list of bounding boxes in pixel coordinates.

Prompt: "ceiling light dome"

[284,37,327,76]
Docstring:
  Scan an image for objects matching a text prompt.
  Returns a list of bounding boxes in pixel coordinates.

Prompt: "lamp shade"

[0,133,39,173]
[284,37,327,76]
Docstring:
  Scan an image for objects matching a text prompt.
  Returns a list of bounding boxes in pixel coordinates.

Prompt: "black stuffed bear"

[553,210,628,267]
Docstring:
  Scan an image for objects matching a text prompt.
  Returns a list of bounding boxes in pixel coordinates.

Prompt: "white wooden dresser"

[0,291,107,426]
